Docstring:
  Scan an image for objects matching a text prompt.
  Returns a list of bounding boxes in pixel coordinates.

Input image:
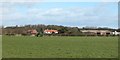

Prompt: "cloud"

[1,2,118,28]
[44,8,64,16]
[2,6,117,21]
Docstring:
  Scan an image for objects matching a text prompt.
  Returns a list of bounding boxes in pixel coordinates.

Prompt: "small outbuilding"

[112,31,120,35]
[27,29,38,36]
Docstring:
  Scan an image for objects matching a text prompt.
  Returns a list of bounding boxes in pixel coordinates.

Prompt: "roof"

[31,30,38,34]
[28,29,38,34]
[44,30,58,32]
[81,30,111,33]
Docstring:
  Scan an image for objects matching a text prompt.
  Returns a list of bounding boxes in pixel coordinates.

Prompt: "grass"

[0,35,2,59]
[2,36,118,58]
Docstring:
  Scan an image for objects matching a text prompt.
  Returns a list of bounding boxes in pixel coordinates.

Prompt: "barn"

[81,30,112,36]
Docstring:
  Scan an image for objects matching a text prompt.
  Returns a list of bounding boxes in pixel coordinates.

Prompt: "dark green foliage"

[36,33,43,37]
[36,28,43,37]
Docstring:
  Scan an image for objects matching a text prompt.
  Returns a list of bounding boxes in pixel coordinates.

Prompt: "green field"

[2,36,118,58]
[0,36,2,59]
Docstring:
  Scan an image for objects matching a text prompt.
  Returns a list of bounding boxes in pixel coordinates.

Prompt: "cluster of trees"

[1,24,119,36]
[2,24,82,36]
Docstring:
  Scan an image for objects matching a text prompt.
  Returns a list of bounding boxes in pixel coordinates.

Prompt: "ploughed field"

[2,36,118,58]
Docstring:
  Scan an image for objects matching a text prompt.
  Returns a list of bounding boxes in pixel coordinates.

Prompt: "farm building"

[81,30,112,36]
[44,29,58,34]
[112,31,120,35]
[27,29,38,36]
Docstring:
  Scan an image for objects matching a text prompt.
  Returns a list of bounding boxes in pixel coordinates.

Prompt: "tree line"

[1,24,119,36]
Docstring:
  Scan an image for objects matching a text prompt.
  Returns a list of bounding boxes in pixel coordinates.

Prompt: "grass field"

[0,35,2,59]
[2,36,118,58]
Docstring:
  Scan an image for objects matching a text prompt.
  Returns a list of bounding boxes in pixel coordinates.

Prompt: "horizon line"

[1,24,119,29]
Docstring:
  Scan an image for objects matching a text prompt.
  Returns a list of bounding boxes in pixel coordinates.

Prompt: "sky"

[0,2,118,28]
[0,0,119,2]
